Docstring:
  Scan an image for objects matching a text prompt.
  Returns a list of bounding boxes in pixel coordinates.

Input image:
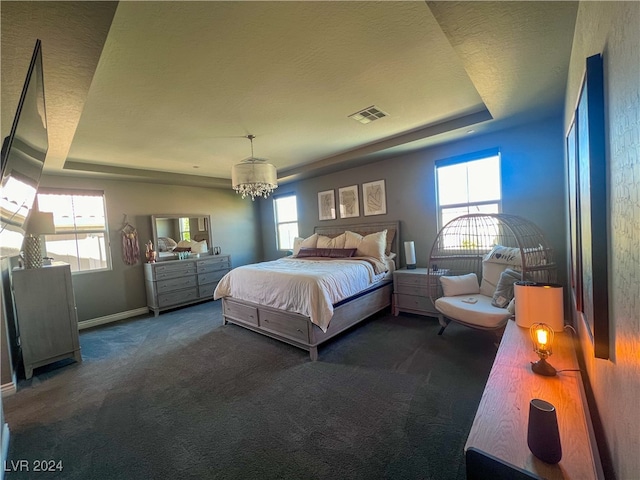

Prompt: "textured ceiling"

[1,1,577,187]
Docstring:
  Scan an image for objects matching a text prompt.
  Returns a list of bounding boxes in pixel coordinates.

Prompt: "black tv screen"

[0,39,48,258]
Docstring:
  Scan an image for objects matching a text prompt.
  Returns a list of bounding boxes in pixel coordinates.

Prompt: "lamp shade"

[404,241,416,268]
[231,159,278,200]
[25,211,55,235]
[231,135,278,200]
[514,282,564,332]
[231,160,278,187]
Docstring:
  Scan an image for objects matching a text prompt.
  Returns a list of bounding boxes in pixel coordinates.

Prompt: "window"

[37,189,111,273]
[436,151,501,229]
[179,217,191,242]
[274,194,298,250]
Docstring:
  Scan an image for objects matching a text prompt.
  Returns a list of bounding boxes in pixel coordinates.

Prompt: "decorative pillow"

[157,236,177,252]
[191,240,208,254]
[439,273,480,297]
[384,228,396,256]
[292,237,304,255]
[317,233,347,249]
[293,234,318,256]
[344,230,362,249]
[480,245,522,296]
[296,247,357,258]
[491,268,522,308]
[344,229,387,263]
[484,245,522,265]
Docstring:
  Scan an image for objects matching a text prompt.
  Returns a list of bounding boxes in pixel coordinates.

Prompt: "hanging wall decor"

[363,179,387,216]
[318,190,336,221]
[120,217,140,265]
[566,53,609,359]
[338,185,359,219]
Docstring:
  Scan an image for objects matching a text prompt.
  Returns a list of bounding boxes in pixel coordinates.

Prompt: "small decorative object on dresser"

[392,267,448,318]
[145,240,157,263]
[144,254,231,316]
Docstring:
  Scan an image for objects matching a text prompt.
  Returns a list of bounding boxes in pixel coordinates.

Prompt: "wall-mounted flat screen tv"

[0,39,48,258]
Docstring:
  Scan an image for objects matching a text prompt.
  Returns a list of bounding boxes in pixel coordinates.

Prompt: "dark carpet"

[3,300,497,480]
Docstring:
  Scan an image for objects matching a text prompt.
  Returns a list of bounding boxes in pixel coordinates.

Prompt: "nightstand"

[392,267,448,318]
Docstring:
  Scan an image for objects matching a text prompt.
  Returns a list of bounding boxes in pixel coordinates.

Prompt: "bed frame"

[221,221,400,360]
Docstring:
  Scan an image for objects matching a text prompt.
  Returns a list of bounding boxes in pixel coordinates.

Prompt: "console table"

[465,319,603,479]
[144,254,230,316]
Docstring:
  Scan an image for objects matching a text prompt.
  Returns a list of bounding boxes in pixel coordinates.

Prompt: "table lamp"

[529,322,557,376]
[23,211,55,269]
[404,241,416,269]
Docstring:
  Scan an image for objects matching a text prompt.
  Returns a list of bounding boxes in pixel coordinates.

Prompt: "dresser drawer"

[197,256,230,273]
[394,293,436,313]
[395,284,426,296]
[395,274,429,287]
[157,275,198,294]
[152,263,197,281]
[259,310,309,342]
[158,287,198,307]
[396,283,442,298]
[198,270,228,285]
[224,298,258,325]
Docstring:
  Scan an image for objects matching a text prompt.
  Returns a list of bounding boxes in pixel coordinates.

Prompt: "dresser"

[392,267,448,318]
[11,262,82,379]
[144,254,231,316]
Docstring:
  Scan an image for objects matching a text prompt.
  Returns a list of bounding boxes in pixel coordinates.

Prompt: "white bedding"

[213,256,393,332]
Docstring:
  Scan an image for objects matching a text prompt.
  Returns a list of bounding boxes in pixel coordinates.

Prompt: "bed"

[214,222,399,360]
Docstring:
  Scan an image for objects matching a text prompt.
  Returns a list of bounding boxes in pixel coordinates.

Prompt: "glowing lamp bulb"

[529,322,557,377]
[536,329,548,346]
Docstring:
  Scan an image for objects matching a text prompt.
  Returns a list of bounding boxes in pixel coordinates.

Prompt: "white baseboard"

[1,422,9,480]
[78,307,149,331]
[1,381,16,397]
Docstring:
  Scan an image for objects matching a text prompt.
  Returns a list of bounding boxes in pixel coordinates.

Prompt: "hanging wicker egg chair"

[426,213,557,334]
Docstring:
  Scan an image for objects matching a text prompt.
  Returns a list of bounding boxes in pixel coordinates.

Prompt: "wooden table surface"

[465,319,603,479]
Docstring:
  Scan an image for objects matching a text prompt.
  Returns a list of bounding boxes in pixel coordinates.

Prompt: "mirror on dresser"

[151,214,212,260]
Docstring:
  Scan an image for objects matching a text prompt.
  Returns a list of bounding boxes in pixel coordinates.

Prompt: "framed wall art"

[318,190,336,221]
[567,53,609,359]
[338,185,359,218]
[362,180,387,216]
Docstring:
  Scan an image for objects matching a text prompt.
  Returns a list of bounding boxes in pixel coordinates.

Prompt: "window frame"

[435,149,502,230]
[273,193,298,252]
[36,188,112,274]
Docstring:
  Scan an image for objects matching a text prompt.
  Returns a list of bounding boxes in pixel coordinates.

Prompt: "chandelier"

[231,135,278,201]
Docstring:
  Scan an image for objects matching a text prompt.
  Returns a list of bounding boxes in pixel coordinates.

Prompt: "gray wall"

[37,175,262,322]
[260,115,568,289]
[565,2,640,478]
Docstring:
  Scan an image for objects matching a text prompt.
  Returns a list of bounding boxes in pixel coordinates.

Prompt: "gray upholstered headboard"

[314,221,400,256]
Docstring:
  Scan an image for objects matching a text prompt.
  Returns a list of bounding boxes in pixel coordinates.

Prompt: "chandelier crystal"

[231,135,278,201]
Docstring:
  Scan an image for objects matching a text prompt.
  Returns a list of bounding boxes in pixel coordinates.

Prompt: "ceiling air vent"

[348,105,388,124]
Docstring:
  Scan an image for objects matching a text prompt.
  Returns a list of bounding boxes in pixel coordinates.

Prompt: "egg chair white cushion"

[435,294,511,329]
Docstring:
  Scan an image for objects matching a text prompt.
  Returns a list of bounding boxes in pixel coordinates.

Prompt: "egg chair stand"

[426,214,557,335]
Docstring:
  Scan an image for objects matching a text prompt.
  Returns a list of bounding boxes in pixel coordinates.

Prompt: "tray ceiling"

[1,1,577,186]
